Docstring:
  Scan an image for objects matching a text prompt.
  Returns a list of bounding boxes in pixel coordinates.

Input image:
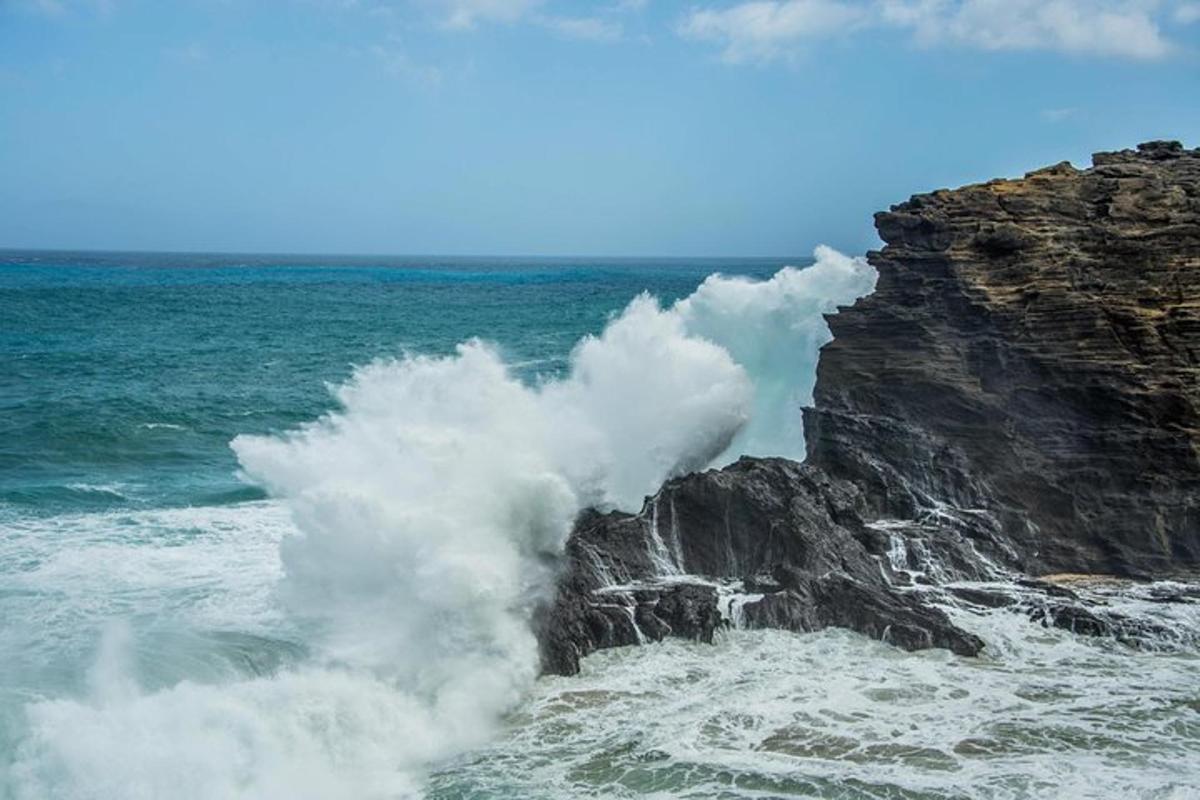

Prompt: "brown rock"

[805,141,1200,578]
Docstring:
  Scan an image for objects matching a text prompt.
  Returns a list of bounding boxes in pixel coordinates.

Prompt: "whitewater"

[2,248,1198,799]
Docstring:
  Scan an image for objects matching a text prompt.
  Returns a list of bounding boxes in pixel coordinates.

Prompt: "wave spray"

[9,248,875,799]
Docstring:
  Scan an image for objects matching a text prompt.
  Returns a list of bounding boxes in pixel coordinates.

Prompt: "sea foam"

[7,248,876,799]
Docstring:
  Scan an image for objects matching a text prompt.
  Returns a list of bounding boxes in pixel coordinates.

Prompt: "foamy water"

[431,610,1200,799]
[3,249,1197,799]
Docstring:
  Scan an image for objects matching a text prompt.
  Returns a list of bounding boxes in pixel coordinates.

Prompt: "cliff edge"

[805,140,1200,578]
[538,141,1200,675]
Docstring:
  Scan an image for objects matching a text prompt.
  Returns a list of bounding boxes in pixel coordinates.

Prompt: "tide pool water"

[1,249,1198,800]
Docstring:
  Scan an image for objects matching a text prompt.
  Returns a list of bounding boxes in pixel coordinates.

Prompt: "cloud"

[369,39,444,87]
[323,0,641,44]
[9,0,115,16]
[537,14,624,41]
[1176,2,1200,23]
[0,0,66,15]
[162,42,209,64]
[414,0,634,43]
[679,0,866,62]
[1040,106,1078,122]
[680,0,1180,63]
[26,0,67,15]
[882,0,1173,60]
[429,0,543,28]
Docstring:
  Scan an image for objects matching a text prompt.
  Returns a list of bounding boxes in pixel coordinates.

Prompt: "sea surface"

[1,250,1198,800]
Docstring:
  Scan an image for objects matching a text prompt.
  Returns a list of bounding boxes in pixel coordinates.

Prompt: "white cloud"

[163,42,209,64]
[680,0,1180,63]
[325,0,643,44]
[1040,106,1078,122]
[882,0,1172,60]
[369,39,444,87]
[428,0,543,28]
[679,0,866,62]
[14,0,116,15]
[538,14,624,41]
[1176,2,1200,23]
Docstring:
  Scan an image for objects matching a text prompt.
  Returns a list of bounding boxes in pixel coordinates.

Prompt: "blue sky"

[1,0,1198,256]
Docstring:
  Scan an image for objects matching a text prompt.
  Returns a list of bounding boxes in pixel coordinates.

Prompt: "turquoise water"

[3,249,1198,800]
[2,250,787,516]
[2,250,804,797]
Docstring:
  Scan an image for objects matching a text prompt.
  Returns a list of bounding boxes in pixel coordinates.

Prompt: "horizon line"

[0,245,823,263]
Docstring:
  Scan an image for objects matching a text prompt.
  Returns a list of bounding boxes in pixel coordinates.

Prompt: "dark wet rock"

[1015,579,1081,600]
[742,573,984,656]
[805,141,1200,578]
[537,142,1200,675]
[633,603,671,641]
[537,458,982,675]
[1026,601,1176,648]
[743,574,785,594]
[1146,585,1200,604]
[654,584,723,642]
[945,586,1019,609]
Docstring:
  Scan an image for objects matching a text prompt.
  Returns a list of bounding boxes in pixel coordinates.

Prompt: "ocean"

[1,249,1198,800]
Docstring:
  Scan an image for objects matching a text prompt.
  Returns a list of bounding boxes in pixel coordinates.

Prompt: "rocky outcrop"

[804,140,1200,578]
[536,458,983,676]
[537,141,1200,675]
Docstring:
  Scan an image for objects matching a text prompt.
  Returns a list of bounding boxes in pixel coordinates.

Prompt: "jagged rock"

[805,141,1200,578]
[1015,579,1081,600]
[536,142,1200,676]
[945,585,1019,609]
[1147,584,1200,604]
[742,571,983,656]
[536,458,981,675]
[743,574,784,594]
[1026,602,1176,648]
[653,584,723,641]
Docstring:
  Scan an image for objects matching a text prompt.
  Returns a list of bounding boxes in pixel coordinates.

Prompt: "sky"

[0,0,1198,257]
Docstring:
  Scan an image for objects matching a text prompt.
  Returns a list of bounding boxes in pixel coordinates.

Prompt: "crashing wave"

[8,248,876,799]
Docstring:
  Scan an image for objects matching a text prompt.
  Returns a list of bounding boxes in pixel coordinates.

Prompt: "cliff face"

[805,141,1200,578]
[538,142,1200,675]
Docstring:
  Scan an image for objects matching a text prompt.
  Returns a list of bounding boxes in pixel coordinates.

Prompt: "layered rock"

[535,458,983,676]
[805,140,1200,578]
[537,141,1200,675]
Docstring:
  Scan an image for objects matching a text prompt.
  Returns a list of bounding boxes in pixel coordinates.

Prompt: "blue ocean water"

[3,249,1198,800]
[3,249,815,797]
[1,250,790,517]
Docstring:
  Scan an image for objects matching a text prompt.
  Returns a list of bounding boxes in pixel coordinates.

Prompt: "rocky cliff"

[538,141,1200,675]
[805,140,1200,578]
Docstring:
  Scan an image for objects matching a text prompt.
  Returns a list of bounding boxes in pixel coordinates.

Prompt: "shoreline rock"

[537,141,1200,676]
[805,140,1200,579]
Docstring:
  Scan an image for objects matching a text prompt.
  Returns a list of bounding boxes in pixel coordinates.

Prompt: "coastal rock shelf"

[537,142,1200,675]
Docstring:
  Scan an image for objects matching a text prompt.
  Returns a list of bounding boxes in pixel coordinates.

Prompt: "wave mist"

[8,248,876,799]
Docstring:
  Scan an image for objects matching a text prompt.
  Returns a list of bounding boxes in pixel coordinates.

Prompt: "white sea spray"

[6,249,878,799]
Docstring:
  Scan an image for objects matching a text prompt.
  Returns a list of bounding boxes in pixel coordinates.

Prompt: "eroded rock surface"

[536,458,981,676]
[805,140,1200,578]
[537,142,1200,675]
